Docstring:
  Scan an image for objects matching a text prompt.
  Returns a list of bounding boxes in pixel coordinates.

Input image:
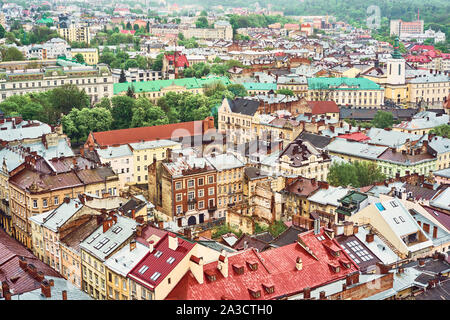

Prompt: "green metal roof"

[113,76,231,95]
[307,77,382,90]
[242,82,277,91]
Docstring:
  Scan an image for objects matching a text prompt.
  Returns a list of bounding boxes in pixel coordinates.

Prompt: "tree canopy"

[327,161,386,188]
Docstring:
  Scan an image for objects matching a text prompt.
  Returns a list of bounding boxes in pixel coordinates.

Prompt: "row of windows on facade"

[176,198,216,213]
[174,176,215,189]
[30,189,117,209]
[175,187,217,202]
[2,77,110,90]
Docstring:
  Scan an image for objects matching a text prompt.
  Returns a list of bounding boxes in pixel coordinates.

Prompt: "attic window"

[399,216,405,222]
[166,257,175,264]
[205,270,216,282]
[247,261,258,271]
[390,201,398,208]
[248,288,261,299]
[112,226,123,234]
[262,283,275,294]
[150,272,161,282]
[232,264,245,275]
[138,265,149,274]
[329,263,340,273]
[154,251,163,258]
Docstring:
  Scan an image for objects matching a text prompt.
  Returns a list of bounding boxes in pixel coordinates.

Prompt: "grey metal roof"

[80,214,138,261]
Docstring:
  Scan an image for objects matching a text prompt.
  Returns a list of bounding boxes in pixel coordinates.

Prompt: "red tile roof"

[0,229,61,296]
[90,120,209,147]
[165,53,189,68]
[337,132,371,142]
[166,228,359,300]
[307,101,339,115]
[128,233,196,290]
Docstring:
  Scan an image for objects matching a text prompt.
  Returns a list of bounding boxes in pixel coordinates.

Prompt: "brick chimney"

[295,257,303,271]
[190,255,204,284]
[36,271,45,282]
[27,264,37,278]
[303,287,311,299]
[218,254,229,278]
[136,225,143,237]
[2,281,9,298]
[319,291,326,300]
[103,217,114,233]
[148,240,154,253]
[366,233,374,243]
[168,233,178,251]
[41,280,51,298]
[19,256,27,269]
[418,258,425,267]
[62,290,67,300]
[130,239,136,252]
[353,225,359,234]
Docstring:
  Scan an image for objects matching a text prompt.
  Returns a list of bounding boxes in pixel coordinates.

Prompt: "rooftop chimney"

[41,280,51,298]
[168,233,178,251]
[303,287,311,299]
[295,257,303,271]
[130,239,136,252]
[218,254,229,278]
[366,233,374,243]
[148,240,154,253]
[62,290,67,300]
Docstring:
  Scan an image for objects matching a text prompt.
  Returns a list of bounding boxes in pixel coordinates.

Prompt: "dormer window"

[262,283,275,294]
[248,288,261,299]
[204,270,216,282]
[329,262,340,273]
[232,264,244,275]
[246,261,258,271]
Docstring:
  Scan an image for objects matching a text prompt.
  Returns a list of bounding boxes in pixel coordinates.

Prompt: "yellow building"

[58,25,91,44]
[205,153,245,219]
[104,240,149,300]
[128,140,181,185]
[80,214,137,300]
[8,160,120,249]
[71,48,99,65]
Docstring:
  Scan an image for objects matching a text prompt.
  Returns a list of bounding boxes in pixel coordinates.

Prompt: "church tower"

[386,37,406,85]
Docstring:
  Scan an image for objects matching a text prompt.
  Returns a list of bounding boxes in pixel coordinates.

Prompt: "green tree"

[1,47,25,61]
[276,89,294,96]
[95,97,111,109]
[227,84,248,97]
[152,53,164,71]
[372,110,394,129]
[430,124,450,138]
[74,53,85,64]
[110,95,135,129]
[327,161,386,188]
[195,16,209,29]
[131,98,169,128]
[119,69,127,83]
[62,107,113,144]
[0,24,5,39]
[48,84,90,116]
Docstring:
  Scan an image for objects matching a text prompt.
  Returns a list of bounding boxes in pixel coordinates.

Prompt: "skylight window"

[393,218,399,224]
[112,226,123,234]
[390,201,398,208]
[154,251,163,258]
[103,242,118,254]
[94,238,110,249]
[87,233,100,244]
[399,216,405,222]
[150,272,161,282]
[167,257,175,264]
[138,265,149,274]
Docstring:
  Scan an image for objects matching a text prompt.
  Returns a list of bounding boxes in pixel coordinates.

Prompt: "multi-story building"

[8,155,120,249]
[0,59,113,104]
[69,48,99,65]
[390,19,424,37]
[80,213,137,300]
[349,198,433,260]
[205,153,245,219]
[95,144,134,190]
[104,239,149,300]
[307,77,385,108]
[129,140,181,185]
[148,154,217,227]
[113,76,231,103]
[128,232,197,300]
[57,23,91,44]
[181,21,233,41]
[111,68,162,83]
[281,177,322,218]
[278,139,332,181]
